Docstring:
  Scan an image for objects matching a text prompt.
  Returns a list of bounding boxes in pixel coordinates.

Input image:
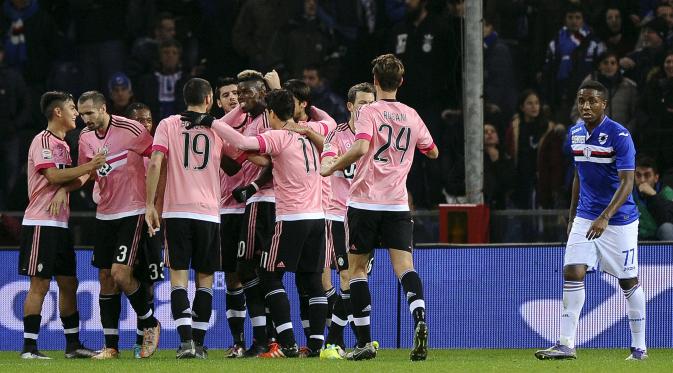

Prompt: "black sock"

[128,284,157,329]
[304,273,327,352]
[262,271,295,347]
[171,286,192,342]
[349,277,371,347]
[226,286,246,345]
[326,286,338,326]
[242,277,267,345]
[400,270,426,326]
[60,312,80,349]
[296,276,310,341]
[23,314,41,350]
[99,293,121,349]
[326,290,349,348]
[192,287,213,346]
[136,284,154,345]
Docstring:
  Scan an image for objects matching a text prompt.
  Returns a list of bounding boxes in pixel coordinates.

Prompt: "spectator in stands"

[655,1,673,46]
[620,17,667,87]
[633,156,673,240]
[232,0,301,71]
[536,115,567,209]
[70,0,128,92]
[0,42,30,209]
[505,89,556,209]
[483,16,517,121]
[598,6,637,58]
[570,51,638,131]
[302,64,348,124]
[127,12,176,81]
[541,3,605,124]
[483,122,514,210]
[106,72,134,116]
[135,39,188,121]
[270,0,336,79]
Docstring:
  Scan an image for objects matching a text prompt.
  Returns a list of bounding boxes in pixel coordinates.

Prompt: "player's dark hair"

[266,89,294,121]
[595,51,619,69]
[154,12,175,30]
[125,102,151,118]
[564,2,584,17]
[215,77,237,95]
[183,78,213,106]
[347,82,376,104]
[283,78,312,109]
[78,91,106,107]
[636,155,660,174]
[371,54,404,92]
[40,91,74,120]
[579,80,608,98]
[159,38,182,52]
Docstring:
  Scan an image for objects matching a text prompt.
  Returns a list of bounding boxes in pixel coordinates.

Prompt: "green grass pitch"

[0,349,670,372]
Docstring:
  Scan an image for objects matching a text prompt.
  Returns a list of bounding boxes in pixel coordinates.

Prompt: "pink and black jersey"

[322,123,357,220]
[153,114,243,223]
[350,100,435,211]
[218,108,251,214]
[79,115,153,220]
[23,130,72,228]
[243,112,276,204]
[256,130,323,220]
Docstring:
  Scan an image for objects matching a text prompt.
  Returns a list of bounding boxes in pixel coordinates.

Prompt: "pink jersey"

[242,112,276,204]
[321,123,357,220]
[79,115,153,220]
[350,100,435,211]
[256,130,323,220]
[219,108,251,213]
[153,114,243,223]
[304,106,337,216]
[23,130,72,228]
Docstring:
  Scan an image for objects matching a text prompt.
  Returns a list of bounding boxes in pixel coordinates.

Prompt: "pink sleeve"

[32,141,56,171]
[415,116,436,154]
[152,120,170,154]
[258,131,288,156]
[212,119,260,151]
[321,130,337,158]
[132,126,154,157]
[306,120,329,136]
[222,106,247,131]
[309,106,337,133]
[77,138,92,166]
[354,107,374,142]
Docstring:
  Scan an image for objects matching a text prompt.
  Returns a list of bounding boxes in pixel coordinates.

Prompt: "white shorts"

[564,217,639,279]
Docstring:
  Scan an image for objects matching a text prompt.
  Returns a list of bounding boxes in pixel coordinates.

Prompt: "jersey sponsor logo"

[41,149,52,160]
[571,126,583,134]
[571,135,585,144]
[276,261,285,269]
[598,133,608,145]
[618,132,629,137]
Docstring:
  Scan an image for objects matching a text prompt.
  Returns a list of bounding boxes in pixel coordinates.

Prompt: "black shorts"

[346,207,413,254]
[220,213,244,273]
[133,229,165,283]
[325,219,348,272]
[92,215,145,269]
[238,202,275,269]
[19,225,76,279]
[263,219,325,273]
[164,218,220,273]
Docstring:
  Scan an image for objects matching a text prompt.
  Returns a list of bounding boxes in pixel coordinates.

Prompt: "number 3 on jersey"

[182,132,210,170]
[373,124,411,163]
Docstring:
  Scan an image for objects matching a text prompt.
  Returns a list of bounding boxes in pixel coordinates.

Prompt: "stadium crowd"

[1,0,673,240]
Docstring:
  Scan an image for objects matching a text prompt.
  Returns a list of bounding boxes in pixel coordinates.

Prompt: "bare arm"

[425,146,439,159]
[567,168,580,236]
[247,153,271,167]
[287,124,325,152]
[145,151,165,235]
[321,139,368,176]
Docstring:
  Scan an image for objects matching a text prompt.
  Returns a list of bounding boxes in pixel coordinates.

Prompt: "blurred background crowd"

[1,0,673,242]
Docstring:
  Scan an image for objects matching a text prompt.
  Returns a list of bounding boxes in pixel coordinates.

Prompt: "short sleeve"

[258,130,290,156]
[415,114,435,154]
[131,126,154,156]
[354,106,375,142]
[321,130,338,158]
[32,140,56,171]
[306,120,329,136]
[77,137,92,166]
[152,120,170,154]
[613,128,636,170]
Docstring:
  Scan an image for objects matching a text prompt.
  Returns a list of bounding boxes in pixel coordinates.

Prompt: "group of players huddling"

[18,54,437,361]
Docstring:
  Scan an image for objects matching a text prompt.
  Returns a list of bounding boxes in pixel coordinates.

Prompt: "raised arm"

[212,120,261,151]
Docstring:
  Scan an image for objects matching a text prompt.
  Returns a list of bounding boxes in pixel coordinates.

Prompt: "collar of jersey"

[582,115,608,140]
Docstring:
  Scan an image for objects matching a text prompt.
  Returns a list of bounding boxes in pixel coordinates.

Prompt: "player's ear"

[347,101,354,113]
[399,77,404,88]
